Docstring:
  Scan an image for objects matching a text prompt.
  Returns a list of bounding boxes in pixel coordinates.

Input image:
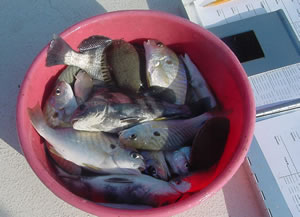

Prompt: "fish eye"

[184,162,190,169]
[55,88,61,95]
[110,144,116,149]
[153,131,160,136]
[130,152,142,159]
[129,134,137,140]
[147,166,157,176]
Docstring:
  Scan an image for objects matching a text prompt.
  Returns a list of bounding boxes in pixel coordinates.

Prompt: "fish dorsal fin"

[78,35,112,52]
[104,177,133,183]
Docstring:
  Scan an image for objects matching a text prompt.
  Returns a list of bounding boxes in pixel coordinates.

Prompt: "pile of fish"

[28,34,224,208]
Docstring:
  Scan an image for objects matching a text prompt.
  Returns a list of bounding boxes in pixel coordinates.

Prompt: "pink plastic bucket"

[16,10,255,217]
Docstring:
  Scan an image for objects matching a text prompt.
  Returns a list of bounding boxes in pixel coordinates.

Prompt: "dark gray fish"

[190,117,229,171]
[107,40,142,93]
[181,54,217,113]
[59,173,190,207]
[71,89,192,133]
[46,34,113,82]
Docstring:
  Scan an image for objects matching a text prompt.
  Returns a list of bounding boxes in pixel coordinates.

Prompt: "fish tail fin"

[46,34,74,66]
[28,104,45,129]
[27,104,49,138]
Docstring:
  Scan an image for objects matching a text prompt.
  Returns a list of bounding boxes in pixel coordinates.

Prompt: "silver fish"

[29,104,145,175]
[45,141,83,176]
[59,173,190,207]
[144,40,187,105]
[71,90,191,133]
[43,81,78,128]
[165,146,191,176]
[46,34,113,82]
[181,54,217,111]
[119,112,213,151]
[74,71,93,104]
[140,151,170,181]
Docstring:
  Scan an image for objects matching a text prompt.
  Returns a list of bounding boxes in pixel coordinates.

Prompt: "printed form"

[248,63,300,108]
[195,0,300,40]
[255,110,300,216]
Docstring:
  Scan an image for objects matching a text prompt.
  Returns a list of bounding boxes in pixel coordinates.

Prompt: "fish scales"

[29,105,145,174]
[144,40,187,105]
[119,113,213,151]
[167,61,187,102]
[47,35,113,82]
[167,127,187,149]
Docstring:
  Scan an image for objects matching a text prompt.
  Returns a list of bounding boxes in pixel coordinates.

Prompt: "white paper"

[255,110,300,216]
[195,0,300,40]
[248,63,300,108]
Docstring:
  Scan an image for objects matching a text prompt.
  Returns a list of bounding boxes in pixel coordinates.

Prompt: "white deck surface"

[0,0,266,216]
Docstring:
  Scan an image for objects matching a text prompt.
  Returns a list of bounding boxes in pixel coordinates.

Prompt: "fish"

[57,65,81,85]
[71,90,192,133]
[45,141,83,176]
[106,40,142,93]
[144,40,187,105]
[43,81,78,128]
[46,34,113,82]
[28,104,145,175]
[74,70,93,104]
[190,117,229,171]
[140,151,170,181]
[58,171,191,207]
[180,54,217,113]
[119,112,214,151]
[165,146,191,177]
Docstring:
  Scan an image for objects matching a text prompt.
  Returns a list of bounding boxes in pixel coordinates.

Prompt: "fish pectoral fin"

[104,177,133,184]
[119,117,146,124]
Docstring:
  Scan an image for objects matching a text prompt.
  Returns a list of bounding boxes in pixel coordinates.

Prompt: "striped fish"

[144,40,187,105]
[119,112,214,151]
[71,89,191,133]
[46,34,113,83]
[28,104,145,175]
